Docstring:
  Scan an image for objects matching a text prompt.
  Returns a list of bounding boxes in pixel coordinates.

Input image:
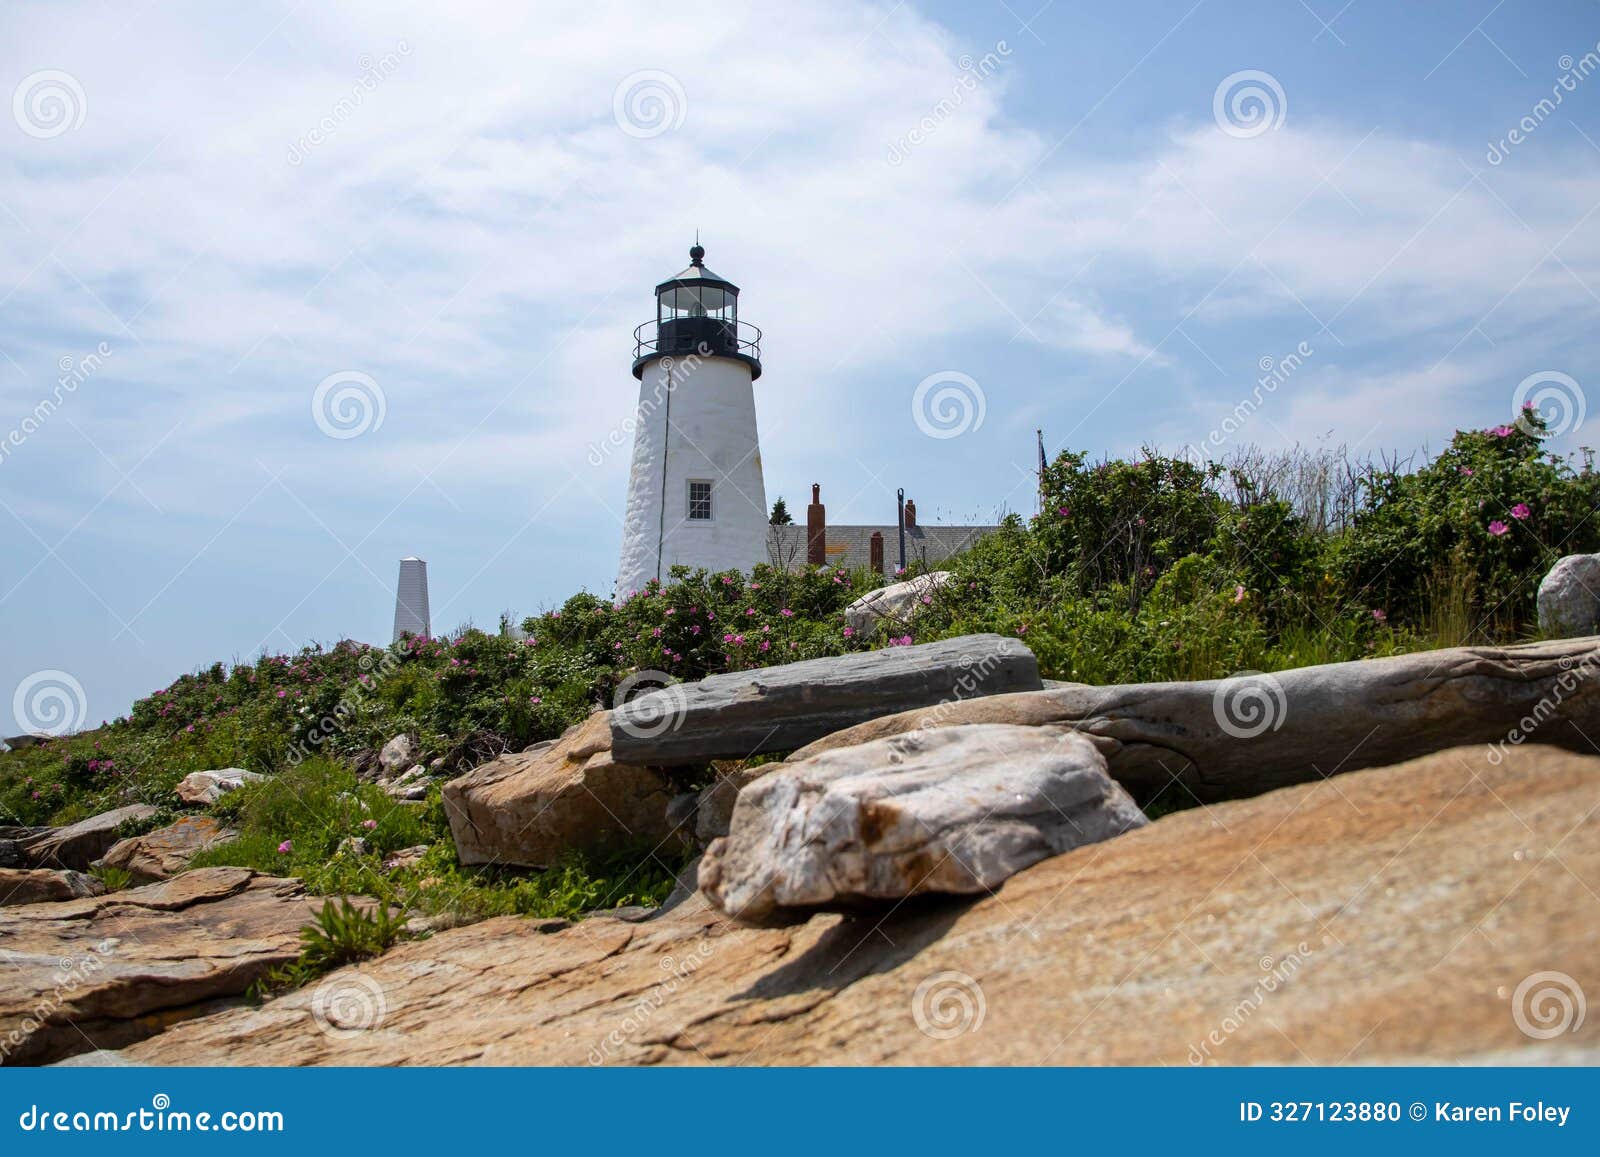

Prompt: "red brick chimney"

[806,483,826,567]
[869,531,884,575]
[903,499,917,529]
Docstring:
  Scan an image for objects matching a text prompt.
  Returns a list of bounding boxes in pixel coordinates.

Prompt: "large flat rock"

[789,638,1600,802]
[21,805,160,871]
[104,744,1599,1066]
[701,725,1146,924]
[610,633,1042,765]
[97,815,236,883]
[0,868,103,906]
[0,867,321,1065]
[442,712,680,869]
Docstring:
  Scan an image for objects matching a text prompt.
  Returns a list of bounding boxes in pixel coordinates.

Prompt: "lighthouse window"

[687,480,713,521]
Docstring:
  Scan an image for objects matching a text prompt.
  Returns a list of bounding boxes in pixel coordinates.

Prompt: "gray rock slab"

[611,633,1041,764]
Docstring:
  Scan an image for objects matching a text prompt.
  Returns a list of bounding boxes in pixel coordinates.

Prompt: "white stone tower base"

[616,353,768,597]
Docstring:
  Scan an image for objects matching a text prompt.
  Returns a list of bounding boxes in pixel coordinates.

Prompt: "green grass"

[189,755,684,929]
[88,864,133,892]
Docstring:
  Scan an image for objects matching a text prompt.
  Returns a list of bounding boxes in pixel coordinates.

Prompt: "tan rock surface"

[112,744,1598,1066]
[0,868,103,906]
[0,868,321,1066]
[96,815,236,883]
[442,711,681,868]
[21,804,160,870]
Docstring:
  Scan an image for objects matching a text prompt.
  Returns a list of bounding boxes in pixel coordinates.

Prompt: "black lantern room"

[633,243,762,379]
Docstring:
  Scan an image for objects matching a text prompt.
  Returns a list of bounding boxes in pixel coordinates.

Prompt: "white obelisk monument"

[616,243,768,597]
[392,556,431,641]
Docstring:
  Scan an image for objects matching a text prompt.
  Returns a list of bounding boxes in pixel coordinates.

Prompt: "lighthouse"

[615,243,768,597]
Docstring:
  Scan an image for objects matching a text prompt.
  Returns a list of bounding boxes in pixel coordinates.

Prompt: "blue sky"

[2,0,1598,732]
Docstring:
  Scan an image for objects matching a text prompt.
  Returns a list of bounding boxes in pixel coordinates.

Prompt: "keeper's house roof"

[766,523,999,570]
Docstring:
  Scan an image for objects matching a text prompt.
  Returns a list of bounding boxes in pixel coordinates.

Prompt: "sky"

[1,0,1598,734]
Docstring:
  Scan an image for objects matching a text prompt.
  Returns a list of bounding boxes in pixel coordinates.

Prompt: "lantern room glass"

[633,245,762,380]
[657,281,736,324]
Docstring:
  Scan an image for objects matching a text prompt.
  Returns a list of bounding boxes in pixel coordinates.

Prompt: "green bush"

[1331,412,1600,633]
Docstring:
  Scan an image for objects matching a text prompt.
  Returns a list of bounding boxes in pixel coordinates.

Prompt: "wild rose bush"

[533,563,875,682]
[1330,410,1600,630]
[920,408,1597,684]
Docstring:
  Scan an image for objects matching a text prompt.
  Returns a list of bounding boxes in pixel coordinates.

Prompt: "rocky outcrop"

[0,868,103,906]
[174,768,263,807]
[20,805,160,871]
[442,712,681,869]
[1537,555,1600,638]
[788,638,1600,802]
[99,744,1599,1066]
[844,571,954,637]
[383,764,430,801]
[692,764,767,846]
[610,634,1042,765]
[382,845,429,872]
[0,868,322,1065]
[378,734,416,775]
[96,816,235,884]
[701,725,1146,924]
[1,830,48,869]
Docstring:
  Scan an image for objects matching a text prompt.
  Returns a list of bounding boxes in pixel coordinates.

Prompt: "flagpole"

[1036,428,1046,515]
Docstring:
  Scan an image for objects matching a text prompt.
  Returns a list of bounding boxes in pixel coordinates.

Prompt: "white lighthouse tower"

[616,243,768,597]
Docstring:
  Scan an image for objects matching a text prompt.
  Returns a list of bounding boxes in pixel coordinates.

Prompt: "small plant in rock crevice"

[253,896,406,996]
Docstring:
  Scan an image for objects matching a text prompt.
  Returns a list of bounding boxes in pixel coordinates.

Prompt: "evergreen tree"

[769,497,793,525]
